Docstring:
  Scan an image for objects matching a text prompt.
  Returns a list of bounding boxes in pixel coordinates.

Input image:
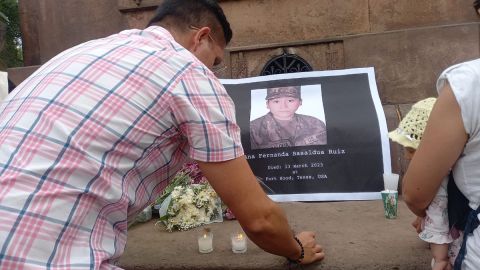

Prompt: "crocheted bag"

[388,97,436,149]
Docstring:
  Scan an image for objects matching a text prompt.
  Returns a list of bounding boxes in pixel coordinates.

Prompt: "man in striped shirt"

[0,0,324,268]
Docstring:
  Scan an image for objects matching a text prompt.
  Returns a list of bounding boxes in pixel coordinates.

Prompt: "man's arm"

[403,84,468,217]
[197,156,324,264]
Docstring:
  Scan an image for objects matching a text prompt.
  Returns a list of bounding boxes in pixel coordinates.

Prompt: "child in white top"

[389,98,462,270]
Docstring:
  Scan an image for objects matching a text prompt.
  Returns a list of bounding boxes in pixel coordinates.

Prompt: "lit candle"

[231,232,247,253]
[198,228,213,254]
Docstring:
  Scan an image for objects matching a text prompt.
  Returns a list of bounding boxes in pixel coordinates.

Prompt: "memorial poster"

[221,68,391,201]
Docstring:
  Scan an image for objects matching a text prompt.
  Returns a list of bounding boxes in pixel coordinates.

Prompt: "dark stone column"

[0,21,6,70]
[18,0,41,66]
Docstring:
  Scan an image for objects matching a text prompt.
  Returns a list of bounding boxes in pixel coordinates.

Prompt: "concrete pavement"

[119,199,431,270]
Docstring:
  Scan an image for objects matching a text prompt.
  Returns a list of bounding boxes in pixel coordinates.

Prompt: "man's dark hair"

[148,0,232,44]
[475,0,480,15]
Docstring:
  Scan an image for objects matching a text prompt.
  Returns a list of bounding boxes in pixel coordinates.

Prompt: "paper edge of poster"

[366,68,392,174]
[269,192,382,202]
[221,67,375,84]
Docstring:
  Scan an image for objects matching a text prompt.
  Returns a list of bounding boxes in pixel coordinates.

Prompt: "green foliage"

[0,0,23,69]
[0,11,9,23]
[154,172,191,206]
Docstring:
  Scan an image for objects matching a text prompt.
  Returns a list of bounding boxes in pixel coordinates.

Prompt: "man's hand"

[198,158,324,265]
[296,231,325,265]
[411,216,423,234]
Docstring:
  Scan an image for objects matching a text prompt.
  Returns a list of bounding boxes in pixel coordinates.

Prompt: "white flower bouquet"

[154,163,224,232]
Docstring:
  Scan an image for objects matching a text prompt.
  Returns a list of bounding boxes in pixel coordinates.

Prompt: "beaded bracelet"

[287,236,304,264]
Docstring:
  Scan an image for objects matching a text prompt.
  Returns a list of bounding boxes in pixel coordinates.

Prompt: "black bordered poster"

[221,68,390,201]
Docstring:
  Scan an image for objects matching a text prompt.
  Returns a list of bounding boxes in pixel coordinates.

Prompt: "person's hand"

[295,231,325,265]
[411,216,423,234]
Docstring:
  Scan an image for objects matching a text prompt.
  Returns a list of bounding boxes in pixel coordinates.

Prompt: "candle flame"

[237,233,243,240]
[203,234,207,238]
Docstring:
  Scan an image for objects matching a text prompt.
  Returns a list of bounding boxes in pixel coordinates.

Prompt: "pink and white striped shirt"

[0,26,243,269]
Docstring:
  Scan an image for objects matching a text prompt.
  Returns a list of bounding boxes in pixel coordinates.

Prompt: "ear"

[190,26,212,51]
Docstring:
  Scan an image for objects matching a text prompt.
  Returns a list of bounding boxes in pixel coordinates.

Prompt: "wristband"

[287,236,304,264]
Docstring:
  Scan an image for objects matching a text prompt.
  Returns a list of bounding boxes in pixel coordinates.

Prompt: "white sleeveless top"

[437,58,480,269]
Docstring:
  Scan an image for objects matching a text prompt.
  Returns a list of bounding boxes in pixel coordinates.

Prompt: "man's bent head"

[148,0,232,69]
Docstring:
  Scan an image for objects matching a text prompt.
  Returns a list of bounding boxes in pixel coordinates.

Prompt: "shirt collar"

[142,26,176,42]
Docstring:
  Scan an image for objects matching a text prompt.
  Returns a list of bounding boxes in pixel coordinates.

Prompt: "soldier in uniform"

[250,86,327,149]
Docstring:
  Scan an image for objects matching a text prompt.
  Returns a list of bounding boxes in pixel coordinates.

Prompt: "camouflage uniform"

[250,112,326,149]
[250,86,327,149]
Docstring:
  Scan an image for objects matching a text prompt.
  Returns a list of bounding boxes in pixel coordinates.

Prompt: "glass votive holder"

[383,173,399,191]
[231,232,247,253]
[198,228,213,254]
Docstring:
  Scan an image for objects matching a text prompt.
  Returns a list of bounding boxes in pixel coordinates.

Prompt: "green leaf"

[158,215,169,221]
[155,172,191,205]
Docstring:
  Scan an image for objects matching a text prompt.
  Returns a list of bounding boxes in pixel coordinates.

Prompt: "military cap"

[265,86,301,100]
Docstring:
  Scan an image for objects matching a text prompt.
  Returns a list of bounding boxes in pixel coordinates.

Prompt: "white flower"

[160,183,222,231]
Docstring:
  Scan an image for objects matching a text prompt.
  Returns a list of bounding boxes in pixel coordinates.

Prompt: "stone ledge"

[119,199,430,270]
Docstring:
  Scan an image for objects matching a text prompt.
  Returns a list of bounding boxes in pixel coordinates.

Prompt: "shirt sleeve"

[168,65,244,162]
[437,59,480,138]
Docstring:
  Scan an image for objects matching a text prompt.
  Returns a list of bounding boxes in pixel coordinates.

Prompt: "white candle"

[198,231,213,254]
[231,232,247,253]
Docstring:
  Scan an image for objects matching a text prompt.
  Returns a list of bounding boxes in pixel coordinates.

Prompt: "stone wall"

[18,0,127,65]
[11,0,480,177]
